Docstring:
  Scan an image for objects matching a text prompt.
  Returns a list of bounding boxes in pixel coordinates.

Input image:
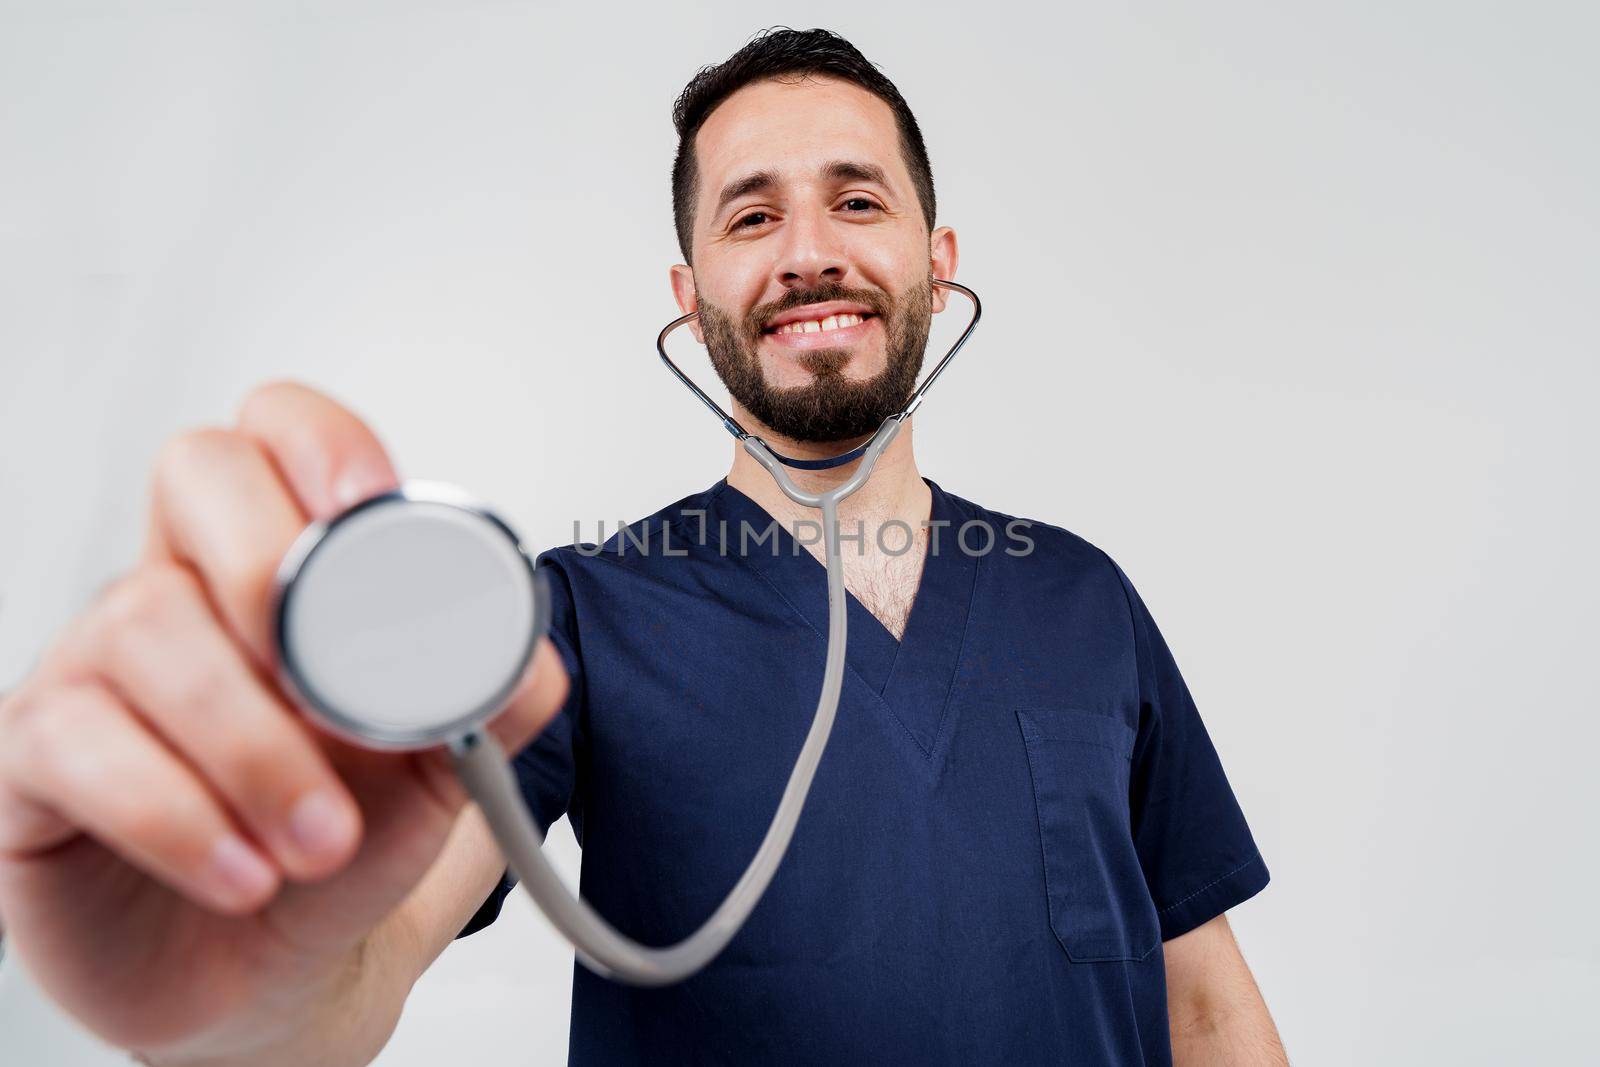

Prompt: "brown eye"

[735,212,771,229]
[841,198,881,213]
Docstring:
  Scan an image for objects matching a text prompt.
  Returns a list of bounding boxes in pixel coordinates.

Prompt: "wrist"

[128,935,397,1067]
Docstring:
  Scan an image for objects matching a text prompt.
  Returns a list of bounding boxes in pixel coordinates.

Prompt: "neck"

[726,414,931,533]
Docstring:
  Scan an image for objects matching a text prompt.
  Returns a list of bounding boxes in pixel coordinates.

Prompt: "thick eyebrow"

[822,159,889,189]
[712,160,893,219]
[713,169,780,219]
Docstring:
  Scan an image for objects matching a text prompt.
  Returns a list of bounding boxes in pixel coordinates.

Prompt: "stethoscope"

[272,279,981,986]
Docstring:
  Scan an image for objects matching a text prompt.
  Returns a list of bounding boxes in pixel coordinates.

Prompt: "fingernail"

[330,464,391,513]
[209,834,277,904]
[288,788,358,861]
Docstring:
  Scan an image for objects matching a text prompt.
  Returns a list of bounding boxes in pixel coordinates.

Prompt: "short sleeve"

[455,551,587,939]
[1111,560,1270,942]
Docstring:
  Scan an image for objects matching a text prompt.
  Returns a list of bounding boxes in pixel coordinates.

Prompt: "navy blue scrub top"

[459,477,1269,1066]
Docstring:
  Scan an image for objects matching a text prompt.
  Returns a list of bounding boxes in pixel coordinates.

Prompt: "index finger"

[233,380,400,521]
[136,382,401,669]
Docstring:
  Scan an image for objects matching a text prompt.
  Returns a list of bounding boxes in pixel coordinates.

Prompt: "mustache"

[745,282,892,334]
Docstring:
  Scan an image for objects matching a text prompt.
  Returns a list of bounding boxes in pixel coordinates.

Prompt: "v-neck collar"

[707,476,979,760]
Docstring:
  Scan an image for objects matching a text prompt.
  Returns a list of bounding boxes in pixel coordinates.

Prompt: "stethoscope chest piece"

[273,481,547,751]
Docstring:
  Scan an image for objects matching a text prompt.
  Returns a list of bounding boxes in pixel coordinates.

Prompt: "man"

[0,28,1283,1067]
[463,29,1283,1062]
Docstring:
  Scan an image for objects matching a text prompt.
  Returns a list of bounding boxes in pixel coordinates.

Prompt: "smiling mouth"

[762,312,876,336]
[759,314,879,353]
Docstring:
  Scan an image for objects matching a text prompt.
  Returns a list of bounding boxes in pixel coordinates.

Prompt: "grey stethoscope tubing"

[275,279,980,987]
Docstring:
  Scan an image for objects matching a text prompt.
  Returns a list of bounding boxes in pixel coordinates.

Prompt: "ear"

[929,226,959,314]
[668,263,705,343]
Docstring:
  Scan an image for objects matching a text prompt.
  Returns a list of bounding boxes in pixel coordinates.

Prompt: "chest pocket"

[1016,709,1161,963]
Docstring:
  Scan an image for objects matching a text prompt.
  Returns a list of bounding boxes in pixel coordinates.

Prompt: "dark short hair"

[670,27,937,265]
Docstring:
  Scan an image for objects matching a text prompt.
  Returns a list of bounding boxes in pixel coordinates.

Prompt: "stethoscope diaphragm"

[273,482,547,751]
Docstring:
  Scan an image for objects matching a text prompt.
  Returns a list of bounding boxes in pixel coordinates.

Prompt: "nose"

[773,206,848,292]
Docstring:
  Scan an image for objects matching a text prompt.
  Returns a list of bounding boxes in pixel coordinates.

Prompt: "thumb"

[409,636,569,812]
[484,637,571,758]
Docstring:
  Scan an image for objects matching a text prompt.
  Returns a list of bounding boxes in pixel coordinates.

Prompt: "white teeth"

[775,313,866,335]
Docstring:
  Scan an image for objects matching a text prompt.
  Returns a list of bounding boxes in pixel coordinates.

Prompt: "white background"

[2,2,1596,1063]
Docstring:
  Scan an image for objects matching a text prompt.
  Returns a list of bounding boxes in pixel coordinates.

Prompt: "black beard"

[698,276,934,444]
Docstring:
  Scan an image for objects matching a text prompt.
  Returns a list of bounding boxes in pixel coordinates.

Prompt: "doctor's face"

[670,76,957,445]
